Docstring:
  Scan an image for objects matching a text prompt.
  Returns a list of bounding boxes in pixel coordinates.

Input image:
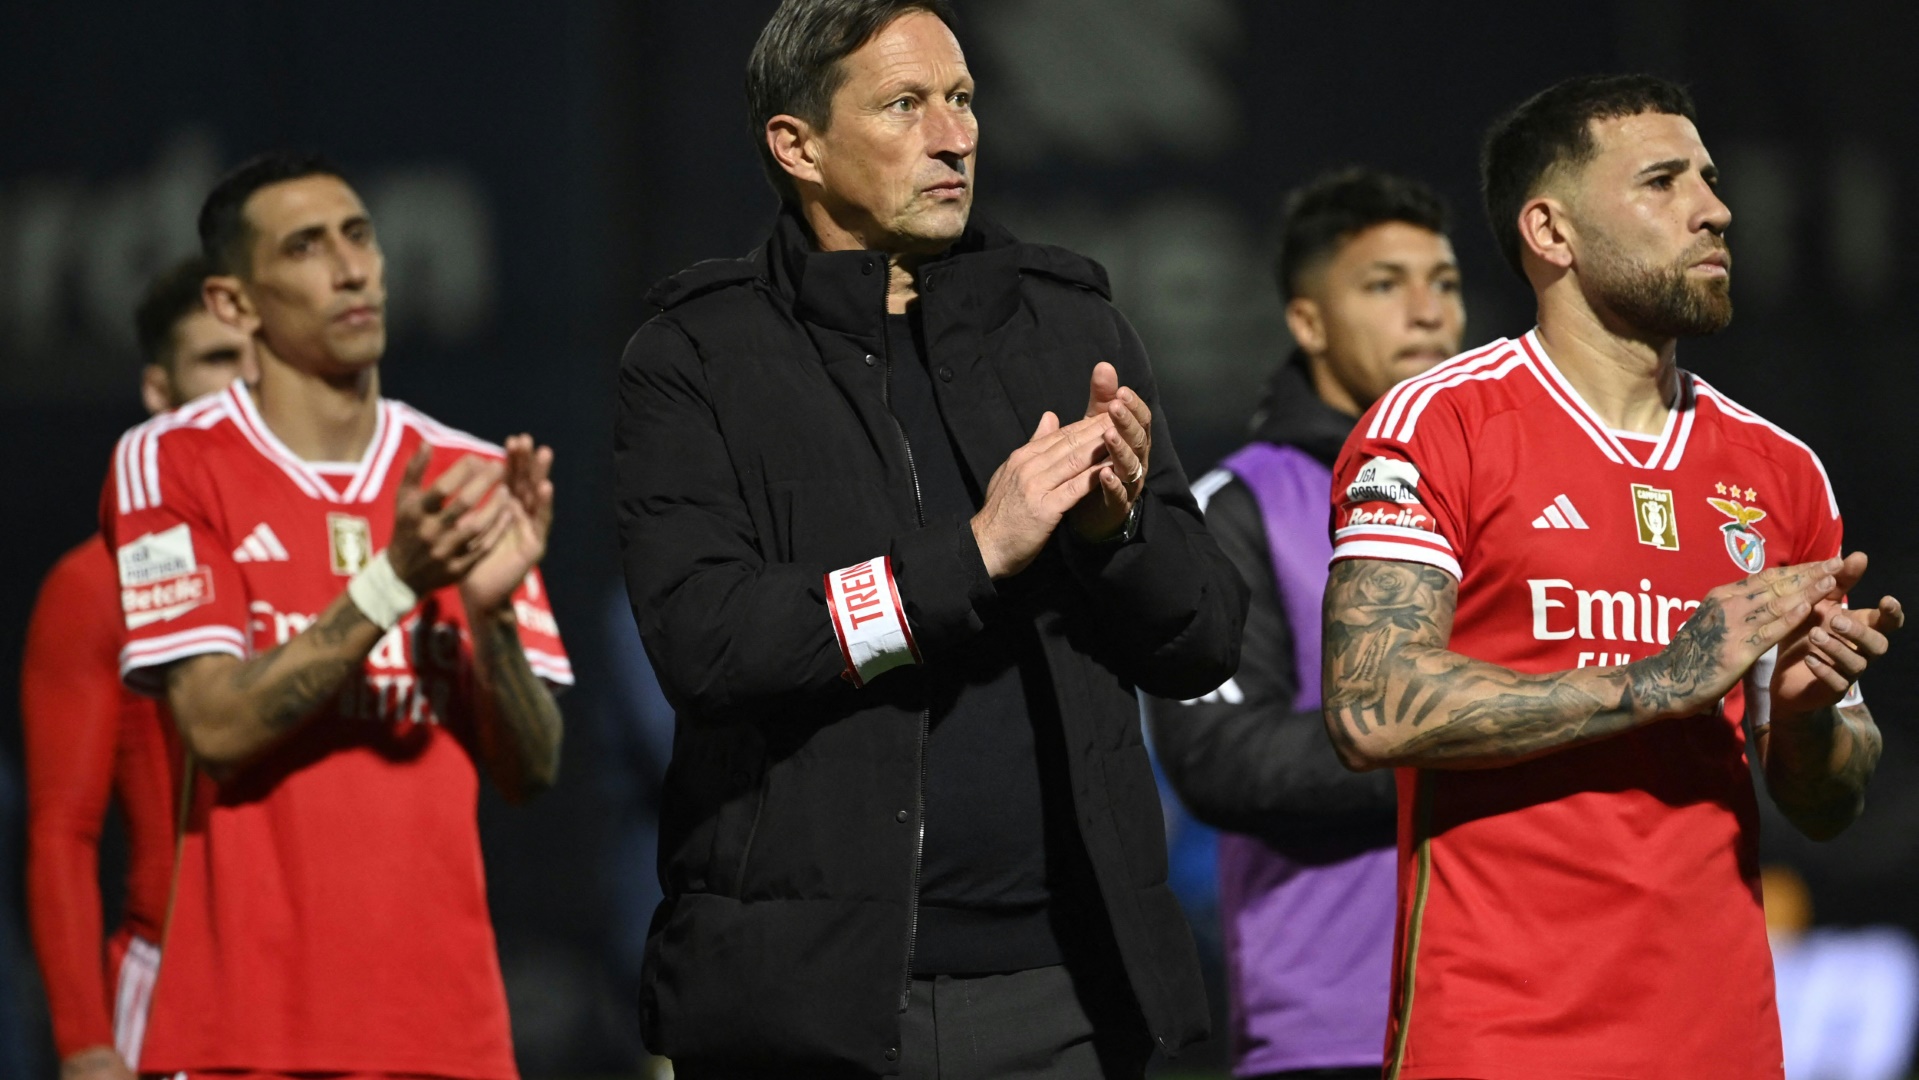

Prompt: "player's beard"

[1583,232,1733,338]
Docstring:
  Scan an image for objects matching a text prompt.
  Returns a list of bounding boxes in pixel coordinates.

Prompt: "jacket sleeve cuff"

[1059,494,1194,617]
[887,516,995,658]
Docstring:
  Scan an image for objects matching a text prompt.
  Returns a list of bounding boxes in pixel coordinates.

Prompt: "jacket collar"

[647,203,1111,341]
[1244,350,1358,467]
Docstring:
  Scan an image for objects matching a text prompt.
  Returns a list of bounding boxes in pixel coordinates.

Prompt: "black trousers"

[674,962,1153,1080]
[898,963,1154,1080]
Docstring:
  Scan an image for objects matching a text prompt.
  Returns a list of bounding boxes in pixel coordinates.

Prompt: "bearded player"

[101,151,569,1079]
[24,256,252,1080]
[1321,75,1899,1079]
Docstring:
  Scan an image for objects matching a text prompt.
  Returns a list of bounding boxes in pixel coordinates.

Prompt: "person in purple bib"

[1146,168,1467,1080]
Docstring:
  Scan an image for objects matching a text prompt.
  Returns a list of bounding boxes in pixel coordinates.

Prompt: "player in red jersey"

[1320,75,1900,1080]
[25,256,253,1080]
[100,151,570,1080]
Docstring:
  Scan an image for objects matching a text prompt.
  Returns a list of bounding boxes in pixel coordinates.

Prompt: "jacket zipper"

[880,274,931,1014]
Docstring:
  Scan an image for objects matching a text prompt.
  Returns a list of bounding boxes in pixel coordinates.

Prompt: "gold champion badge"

[328,513,374,575]
[1631,484,1679,551]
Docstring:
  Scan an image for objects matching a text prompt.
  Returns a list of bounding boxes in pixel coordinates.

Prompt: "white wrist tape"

[346,551,419,631]
[824,556,921,688]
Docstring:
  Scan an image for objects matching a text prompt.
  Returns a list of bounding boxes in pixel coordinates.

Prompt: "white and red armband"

[824,556,921,687]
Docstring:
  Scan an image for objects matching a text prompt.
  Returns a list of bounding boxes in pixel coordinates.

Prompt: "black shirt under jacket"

[614,207,1246,1075]
[881,309,1092,975]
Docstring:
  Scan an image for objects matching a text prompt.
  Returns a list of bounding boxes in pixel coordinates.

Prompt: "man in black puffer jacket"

[613,2,1246,1077]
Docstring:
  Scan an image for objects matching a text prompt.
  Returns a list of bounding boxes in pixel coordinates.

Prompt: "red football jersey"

[100,382,572,1079]
[1330,331,1847,1080]
[23,535,182,1062]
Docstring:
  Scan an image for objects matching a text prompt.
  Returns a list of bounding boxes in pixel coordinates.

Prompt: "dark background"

[3,1,1915,1074]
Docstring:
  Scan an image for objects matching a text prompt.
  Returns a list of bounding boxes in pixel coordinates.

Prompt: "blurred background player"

[1321,74,1900,1080]
[100,151,571,1080]
[23,256,252,1080]
[1147,168,1464,1080]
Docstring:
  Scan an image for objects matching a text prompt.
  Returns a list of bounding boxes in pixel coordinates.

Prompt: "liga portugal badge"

[1708,497,1768,573]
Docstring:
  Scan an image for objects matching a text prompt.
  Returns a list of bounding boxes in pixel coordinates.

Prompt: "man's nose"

[1409,282,1445,327]
[1696,175,1731,235]
[332,239,371,289]
[926,101,976,161]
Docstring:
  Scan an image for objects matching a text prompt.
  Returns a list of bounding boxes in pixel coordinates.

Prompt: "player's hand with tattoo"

[972,410,1114,579]
[1625,557,1844,722]
[459,434,556,615]
[386,445,512,596]
[1769,552,1903,714]
[1066,361,1153,542]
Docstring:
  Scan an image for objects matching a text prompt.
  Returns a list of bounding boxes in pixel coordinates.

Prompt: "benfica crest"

[1708,497,1768,573]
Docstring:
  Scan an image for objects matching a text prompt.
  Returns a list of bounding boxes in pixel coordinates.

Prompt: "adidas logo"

[232,523,291,562]
[1532,495,1590,530]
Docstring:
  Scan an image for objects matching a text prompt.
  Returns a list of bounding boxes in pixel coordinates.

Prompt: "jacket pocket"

[703,742,768,897]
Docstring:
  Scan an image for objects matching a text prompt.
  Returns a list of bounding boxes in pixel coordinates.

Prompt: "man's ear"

[1519,194,1576,275]
[767,114,824,191]
[203,275,259,334]
[140,363,174,416]
[1285,296,1327,358]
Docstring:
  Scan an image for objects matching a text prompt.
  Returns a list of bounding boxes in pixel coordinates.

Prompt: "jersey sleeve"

[100,424,251,694]
[511,568,572,688]
[1328,387,1473,580]
[1793,445,1862,708]
[21,543,123,1056]
[1792,449,1844,565]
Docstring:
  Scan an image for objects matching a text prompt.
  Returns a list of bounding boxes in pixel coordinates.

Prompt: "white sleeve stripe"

[1330,541,1462,580]
[112,395,238,513]
[1370,340,1514,439]
[123,624,249,654]
[529,662,576,686]
[1394,354,1527,441]
[1369,339,1510,438]
[128,426,150,511]
[141,427,162,508]
[1333,524,1455,551]
[120,638,248,677]
[114,432,137,514]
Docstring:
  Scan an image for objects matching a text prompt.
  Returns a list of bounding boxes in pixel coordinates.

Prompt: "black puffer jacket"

[614,208,1247,1075]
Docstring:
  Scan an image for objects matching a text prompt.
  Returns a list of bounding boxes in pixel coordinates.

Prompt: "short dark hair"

[134,255,215,369]
[1274,167,1451,301]
[198,150,346,276]
[745,0,958,203]
[1481,74,1698,280]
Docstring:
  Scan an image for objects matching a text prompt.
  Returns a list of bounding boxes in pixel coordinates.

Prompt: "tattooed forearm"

[469,611,563,801]
[164,592,384,776]
[1323,559,1664,770]
[1763,702,1881,840]
[1323,556,1837,771]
